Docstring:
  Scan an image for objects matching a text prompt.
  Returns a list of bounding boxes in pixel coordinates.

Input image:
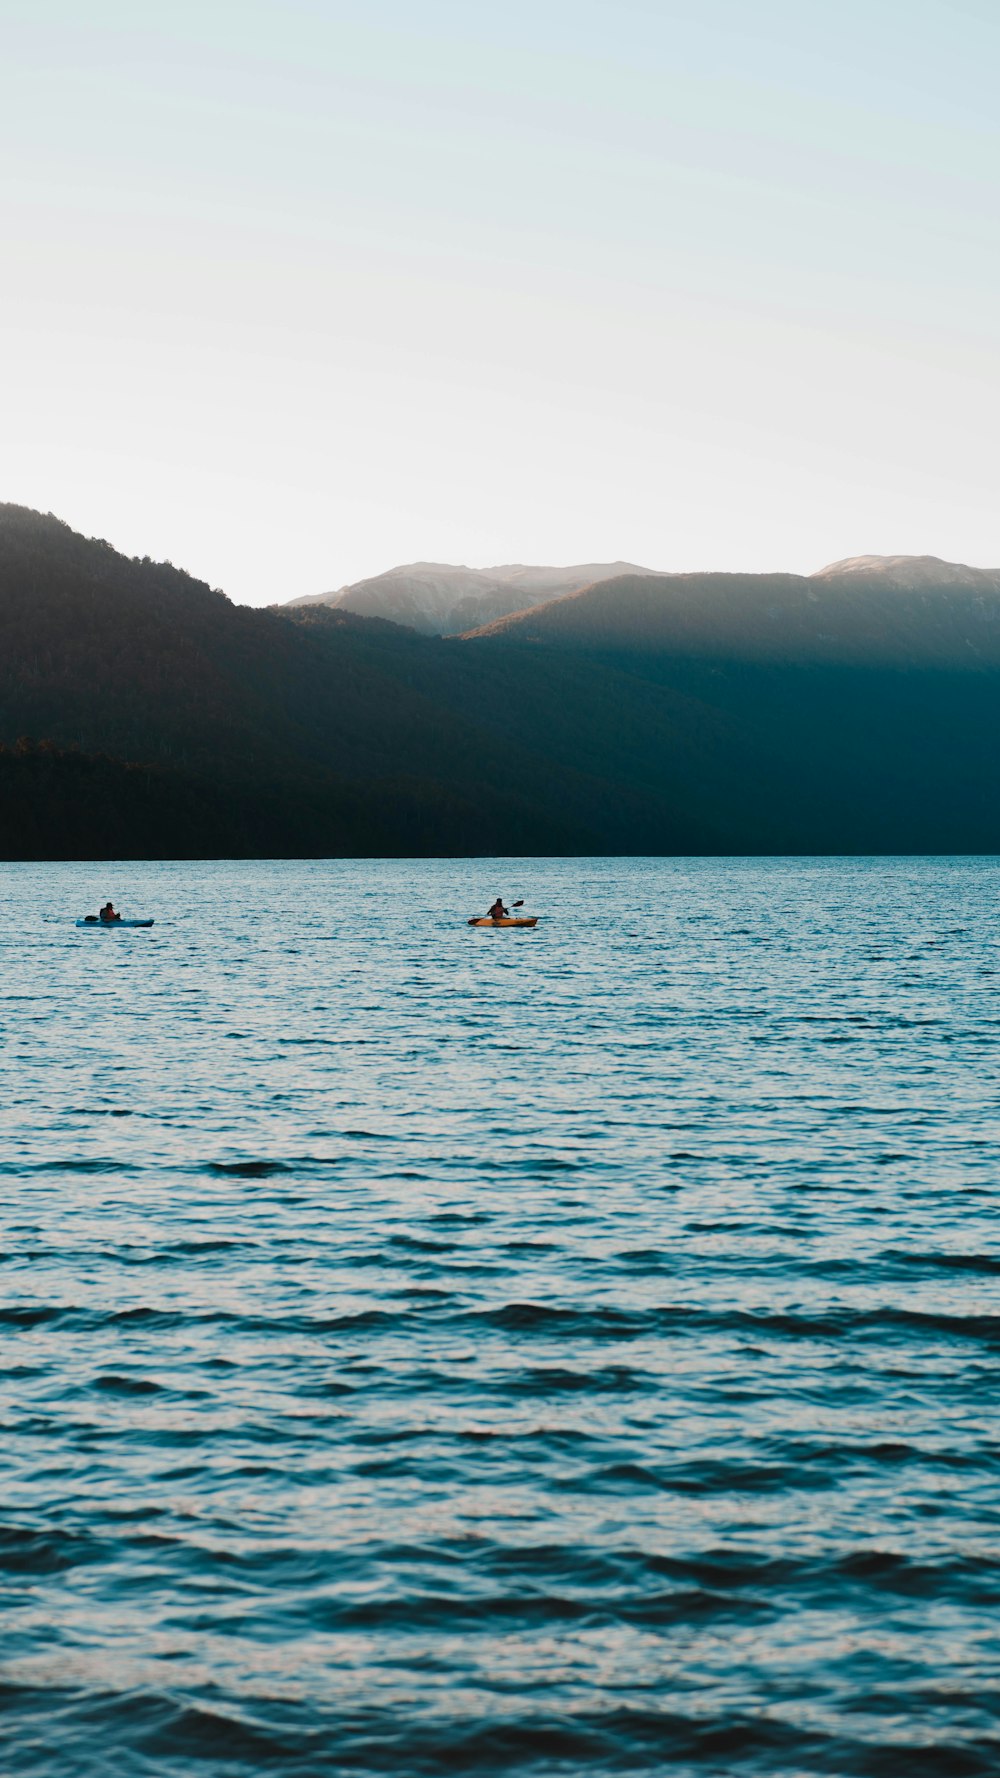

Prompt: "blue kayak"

[75,918,154,928]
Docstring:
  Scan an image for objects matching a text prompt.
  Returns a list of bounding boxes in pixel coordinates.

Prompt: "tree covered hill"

[3,503,1000,858]
[0,506,709,856]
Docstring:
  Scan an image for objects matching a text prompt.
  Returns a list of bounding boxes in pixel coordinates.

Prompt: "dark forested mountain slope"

[0,507,708,856]
[3,505,1000,858]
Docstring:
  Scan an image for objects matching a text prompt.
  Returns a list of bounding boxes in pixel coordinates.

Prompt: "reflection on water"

[1,856,999,1776]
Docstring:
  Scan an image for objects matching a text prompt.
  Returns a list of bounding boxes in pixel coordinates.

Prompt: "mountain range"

[281,560,652,635]
[3,502,1000,859]
[280,551,1000,655]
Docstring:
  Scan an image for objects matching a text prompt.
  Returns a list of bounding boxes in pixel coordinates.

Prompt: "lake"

[2,856,998,1777]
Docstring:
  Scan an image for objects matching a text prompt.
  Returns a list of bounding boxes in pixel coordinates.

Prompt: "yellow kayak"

[467,916,538,928]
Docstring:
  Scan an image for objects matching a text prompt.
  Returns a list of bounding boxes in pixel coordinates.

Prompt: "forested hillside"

[0,506,706,856]
[3,503,1000,858]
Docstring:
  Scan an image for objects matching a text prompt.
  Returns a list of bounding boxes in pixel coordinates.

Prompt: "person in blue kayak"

[99,901,121,923]
[487,898,509,920]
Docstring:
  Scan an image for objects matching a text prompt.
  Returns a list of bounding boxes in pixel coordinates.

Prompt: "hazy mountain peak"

[813,553,1000,588]
[280,560,653,635]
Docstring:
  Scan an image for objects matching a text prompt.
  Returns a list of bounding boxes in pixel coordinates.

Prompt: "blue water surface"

[1,856,998,1777]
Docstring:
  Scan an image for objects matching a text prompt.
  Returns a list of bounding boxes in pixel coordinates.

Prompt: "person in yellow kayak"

[487,898,509,920]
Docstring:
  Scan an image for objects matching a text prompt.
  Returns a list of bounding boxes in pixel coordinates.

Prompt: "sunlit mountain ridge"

[280,560,652,635]
[281,551,1000,650]
[464,556,1000,664]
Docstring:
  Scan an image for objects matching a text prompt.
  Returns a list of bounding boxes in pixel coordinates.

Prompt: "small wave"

[591,1458,815,1497]
[138,1699,297,1763]
[837,1548,1000,1606]
[91,1373,163,1396]
[390,1234,457,1254]
[166,1237,249,1255]
[483,1302,645,1336]
[312,1308,406,1333]
[508,1365,650,1395]
[0,1158,132,1176]
[479,1300,1000,1348]
[884,1250,1000,1276]
[207,1159,292,1176]
[0,1305,62,1328]
[0,1522,100,1575]
[69,1107,134,1117]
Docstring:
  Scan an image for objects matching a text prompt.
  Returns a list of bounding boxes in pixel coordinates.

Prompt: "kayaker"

[98,902,121,924]
[487,898,509,920]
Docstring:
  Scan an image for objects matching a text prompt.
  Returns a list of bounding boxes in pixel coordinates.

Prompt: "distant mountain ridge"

[281,560,652,635]
[813,553,1000,590]
[464,554,1000,665]
[282,552,1000,644]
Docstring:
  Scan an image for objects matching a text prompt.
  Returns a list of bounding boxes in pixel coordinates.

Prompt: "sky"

[2,0,999,605]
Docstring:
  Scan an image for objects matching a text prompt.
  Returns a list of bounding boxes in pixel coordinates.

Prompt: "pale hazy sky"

[3,0,998,604]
